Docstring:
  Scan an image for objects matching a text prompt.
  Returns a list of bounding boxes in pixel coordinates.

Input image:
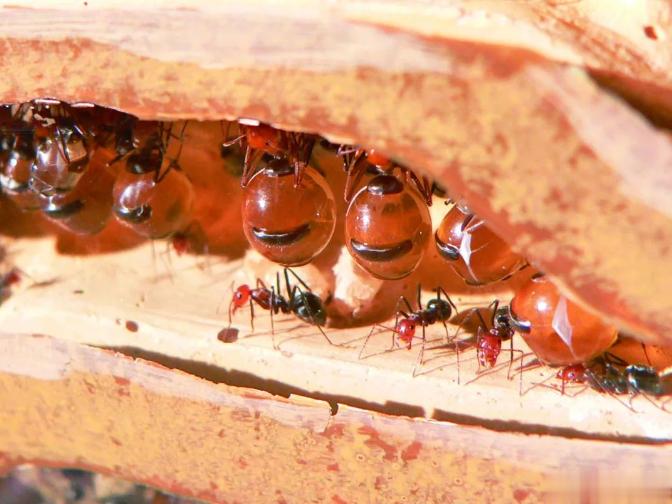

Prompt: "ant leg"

[436,286,459,319]
[416,284,423,310]
[249,297,255,333]
[241,148,264,187]
[412,325,427,378]
[442,319,460,385]
[343,153,368,202]
[270,286,277,349]
[642,342,652,366]
[284,267,314,294]
[359,324,378,360]
[292,284,335,346]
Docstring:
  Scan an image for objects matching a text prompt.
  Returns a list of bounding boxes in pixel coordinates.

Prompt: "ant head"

[396,318,416,343]
[245,124,282,154]
[232,285,252,311]
[365,149,391,169]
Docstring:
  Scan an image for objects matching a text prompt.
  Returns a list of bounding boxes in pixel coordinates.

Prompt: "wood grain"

[2,334,672,503]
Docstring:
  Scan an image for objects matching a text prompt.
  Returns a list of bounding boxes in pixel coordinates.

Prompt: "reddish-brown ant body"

[229,268,332,348]
[241,156,336,266]
[435,203,527,286]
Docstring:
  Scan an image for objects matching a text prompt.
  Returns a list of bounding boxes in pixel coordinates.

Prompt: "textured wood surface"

[2,334,672,504]
[0,1,670,344]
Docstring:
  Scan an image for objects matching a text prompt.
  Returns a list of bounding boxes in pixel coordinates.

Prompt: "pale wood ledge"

[1,235,671,444]
[2,333,672,503]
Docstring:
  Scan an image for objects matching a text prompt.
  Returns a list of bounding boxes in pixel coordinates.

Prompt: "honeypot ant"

[359,285,459,379]
[455,300,529,391]
[222,119,316,187]
[0,105,41,210]
[229,268,332,349]
[337,146,434,205]
[112,122,195,239]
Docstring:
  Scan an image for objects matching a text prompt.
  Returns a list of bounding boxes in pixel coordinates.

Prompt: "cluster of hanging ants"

[1,100,670,408]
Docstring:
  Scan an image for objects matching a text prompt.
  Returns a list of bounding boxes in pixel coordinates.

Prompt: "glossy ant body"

[229,268,331,348]
[29,101,92,197]
[360,285,458,378]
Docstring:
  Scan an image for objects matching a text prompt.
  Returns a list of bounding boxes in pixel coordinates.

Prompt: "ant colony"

[1,100,670,413]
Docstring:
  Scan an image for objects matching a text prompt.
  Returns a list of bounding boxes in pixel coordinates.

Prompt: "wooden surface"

[0,0,670,344]
[2,232,672,443]
[2,333,672,504]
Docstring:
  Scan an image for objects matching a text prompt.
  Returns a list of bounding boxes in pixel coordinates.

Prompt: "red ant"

[228,268,332,349]
[359,285,459,378]
[221,120,316,187]
[457,301,528,391]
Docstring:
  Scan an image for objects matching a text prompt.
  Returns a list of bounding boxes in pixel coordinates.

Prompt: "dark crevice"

[588,70,672,132]
[105,345,672,446]
[106,346,423,419]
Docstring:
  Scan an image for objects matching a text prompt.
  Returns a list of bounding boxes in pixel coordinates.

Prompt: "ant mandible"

[229,268,333,349]
[360,285,459,379]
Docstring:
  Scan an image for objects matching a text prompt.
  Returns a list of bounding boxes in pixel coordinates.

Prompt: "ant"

[228,268,332,349]
[337,145,434,205]
[556,353,672,409]
[359,285,459,379]
[456,300,529,391]
[221,120,316,187]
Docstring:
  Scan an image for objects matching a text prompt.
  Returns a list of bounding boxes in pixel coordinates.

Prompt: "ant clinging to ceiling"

[222,119,317,187]
[229,267,333,349]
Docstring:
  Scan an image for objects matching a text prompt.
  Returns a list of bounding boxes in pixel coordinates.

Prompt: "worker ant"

[359,285,459,379]
[555,353,672,409]
[228,268,332,349]
[455,300,529,391]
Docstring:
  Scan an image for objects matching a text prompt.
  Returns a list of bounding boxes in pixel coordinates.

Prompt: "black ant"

[359,285,459,379]
[556,353,672,410]
[229,268,332,348]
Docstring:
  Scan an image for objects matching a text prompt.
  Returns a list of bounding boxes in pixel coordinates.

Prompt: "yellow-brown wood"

[3,334,672,504]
